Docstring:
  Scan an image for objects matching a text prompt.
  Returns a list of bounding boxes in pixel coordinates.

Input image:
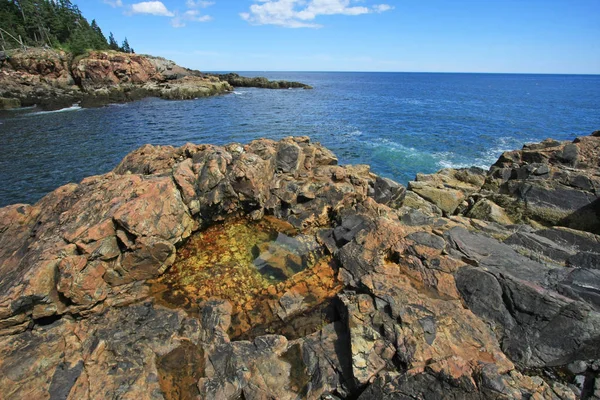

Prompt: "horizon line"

[207,70,600,76]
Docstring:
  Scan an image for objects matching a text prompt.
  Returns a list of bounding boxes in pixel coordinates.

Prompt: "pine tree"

[108,31,119,51]
[68,26,89,56]
[120,37,130,53]
[0,0,125,52]
[90,19,108,49]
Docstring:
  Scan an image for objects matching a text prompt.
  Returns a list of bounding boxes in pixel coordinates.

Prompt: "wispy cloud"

[240,0,393,28]
[171,9,213,28]
[186,0,215,8]
[123,1,214,27]
[130,1,174,17]
[373,4,393,13]
[103,0,123,7]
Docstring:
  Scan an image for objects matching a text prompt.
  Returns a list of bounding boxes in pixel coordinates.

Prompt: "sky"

[76,0,600,74]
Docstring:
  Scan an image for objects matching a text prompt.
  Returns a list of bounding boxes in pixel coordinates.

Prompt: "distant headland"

[0,48,312,111]
[0,0,310,110]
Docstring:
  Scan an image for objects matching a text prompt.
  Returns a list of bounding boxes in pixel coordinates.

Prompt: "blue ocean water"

[0,72,599,207]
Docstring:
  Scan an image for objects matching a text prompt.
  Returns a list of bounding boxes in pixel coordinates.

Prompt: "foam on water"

[433,135,541,171]
[343,129,363,137]
[29,104,82,116]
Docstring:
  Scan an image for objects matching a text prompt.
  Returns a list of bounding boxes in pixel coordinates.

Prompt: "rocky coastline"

[209,73,313,90]
[0,48,310,110]
[0,132,599,399]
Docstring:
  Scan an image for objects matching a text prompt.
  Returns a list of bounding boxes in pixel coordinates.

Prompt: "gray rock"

[567,360,588,374]
[567,252,600,270]
[333,214,369,246]
[447,226,600,367]
[371,177,406,208]
[276,141,302,173]
[534,164,550,176]
[455,267,516,333]
[400,209,436,226]
[504,230,575,263]
[558,144,579,165]
[537,228,600,254]
[406,231,445,250]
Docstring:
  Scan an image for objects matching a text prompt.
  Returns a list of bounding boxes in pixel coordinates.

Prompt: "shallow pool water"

[150,216,325,311]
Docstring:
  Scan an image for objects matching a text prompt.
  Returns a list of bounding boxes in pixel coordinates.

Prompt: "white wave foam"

[233,91,247,95]
[436,158,489,171]
[433,136,539,171]
[369,138,422,157]
[30,104,82,115]
[400,98,425,106]
[344,130,363,137]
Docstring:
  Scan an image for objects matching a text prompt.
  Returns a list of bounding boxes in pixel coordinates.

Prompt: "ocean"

[0,72,598,207]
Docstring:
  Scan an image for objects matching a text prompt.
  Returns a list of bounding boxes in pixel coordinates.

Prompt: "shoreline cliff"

[0,48,312,111]
[0,131,598,398]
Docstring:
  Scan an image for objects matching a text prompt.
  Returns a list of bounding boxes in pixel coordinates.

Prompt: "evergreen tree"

[108,31,119,51]
[0,0,124,53]
[120,37,130,53]
[90,19,108,50]
[68,25,89,56]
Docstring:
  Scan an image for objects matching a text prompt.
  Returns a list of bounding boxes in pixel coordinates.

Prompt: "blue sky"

[77,0,600,73]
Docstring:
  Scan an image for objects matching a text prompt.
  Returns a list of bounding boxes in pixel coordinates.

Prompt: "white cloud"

[241,0,392,28]
[126,0,214,28]
[103,0,123,7]
[373,4,393,13]
[184,10,212,21]
[171,9,213,28]
[186,0,215,8]
[130,1,174,17]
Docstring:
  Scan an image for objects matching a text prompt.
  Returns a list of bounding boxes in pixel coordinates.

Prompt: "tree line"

[0,0,133,55]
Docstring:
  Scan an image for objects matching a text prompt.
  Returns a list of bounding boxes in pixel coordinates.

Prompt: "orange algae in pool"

[150,216,325,311]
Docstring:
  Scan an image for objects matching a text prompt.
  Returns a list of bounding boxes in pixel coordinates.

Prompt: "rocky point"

[0,133,598,399]
[0,48,310,110]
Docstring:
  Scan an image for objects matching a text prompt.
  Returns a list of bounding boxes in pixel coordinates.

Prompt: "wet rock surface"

[0,134,599,399]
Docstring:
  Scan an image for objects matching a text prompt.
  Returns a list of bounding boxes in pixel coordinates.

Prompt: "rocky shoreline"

[0,132,598,399]
[209,73,313,90]
[0,48,310,110]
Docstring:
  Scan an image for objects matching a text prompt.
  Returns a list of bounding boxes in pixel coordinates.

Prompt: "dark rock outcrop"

[1,134,599,399]
[210,72,313,90]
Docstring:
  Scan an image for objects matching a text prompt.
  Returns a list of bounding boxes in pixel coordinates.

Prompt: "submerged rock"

[0,134,599,399]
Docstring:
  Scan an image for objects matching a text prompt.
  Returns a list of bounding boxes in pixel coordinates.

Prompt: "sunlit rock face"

[0,135,598,399]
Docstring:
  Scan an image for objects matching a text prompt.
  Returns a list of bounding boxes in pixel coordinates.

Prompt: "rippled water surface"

[1,72,599,207]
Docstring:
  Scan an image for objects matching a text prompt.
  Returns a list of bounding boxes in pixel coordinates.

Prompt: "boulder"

[0,97,20,109]
[466,198,513,225]
[407,181,465,215]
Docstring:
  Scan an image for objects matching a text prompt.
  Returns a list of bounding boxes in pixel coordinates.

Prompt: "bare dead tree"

[0,28,26,50]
